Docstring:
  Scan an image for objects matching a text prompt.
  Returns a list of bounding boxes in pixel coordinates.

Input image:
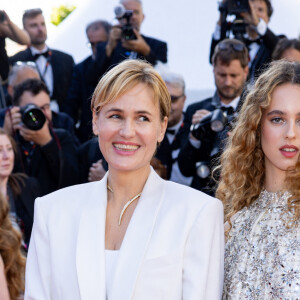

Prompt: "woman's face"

[261,83,300,178]
[0,135,14,179]
[93,83,167,174]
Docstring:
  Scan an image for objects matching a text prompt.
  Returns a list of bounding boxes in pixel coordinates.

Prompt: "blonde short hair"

[91,59,171,121]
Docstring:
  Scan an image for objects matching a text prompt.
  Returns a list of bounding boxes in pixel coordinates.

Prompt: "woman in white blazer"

[25,59,224,300]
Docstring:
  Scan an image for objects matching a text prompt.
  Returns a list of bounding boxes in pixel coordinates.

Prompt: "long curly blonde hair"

[216,60,300,227]
[0,193,26,299]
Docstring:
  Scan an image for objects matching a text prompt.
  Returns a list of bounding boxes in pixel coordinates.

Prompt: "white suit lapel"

[76,173,108,300]
[110,168,166,300]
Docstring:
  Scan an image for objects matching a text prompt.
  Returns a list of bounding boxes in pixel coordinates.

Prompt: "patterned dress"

[223,190,300,299]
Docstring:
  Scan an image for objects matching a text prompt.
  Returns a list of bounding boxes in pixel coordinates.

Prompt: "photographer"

[87,0,167,85]
[3,79,79,195]
[210,0,281,83]
[0,10,30,82]
[178,39,249,195]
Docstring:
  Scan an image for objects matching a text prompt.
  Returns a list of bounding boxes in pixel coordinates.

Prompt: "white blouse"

[105,250,120,299]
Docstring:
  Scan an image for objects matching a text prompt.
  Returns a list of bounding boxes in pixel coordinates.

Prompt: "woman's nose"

[119,119,135,138]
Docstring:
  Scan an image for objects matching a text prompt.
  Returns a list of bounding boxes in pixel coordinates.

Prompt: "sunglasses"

[170,94,184,103]
[217,42,246,52]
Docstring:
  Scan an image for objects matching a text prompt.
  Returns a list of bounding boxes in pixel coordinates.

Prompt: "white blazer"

[25,168,224,300]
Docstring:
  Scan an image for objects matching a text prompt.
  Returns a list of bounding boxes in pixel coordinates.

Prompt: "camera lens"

[21,104,46,130]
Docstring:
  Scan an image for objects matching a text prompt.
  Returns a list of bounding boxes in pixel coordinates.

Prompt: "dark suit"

[209,28,281,82]
[9,47,74,109]
[13,128,79,196]
[178,92,242,194]
[62,56,96,143]
[0,37,9,81]
[87,35,168,85]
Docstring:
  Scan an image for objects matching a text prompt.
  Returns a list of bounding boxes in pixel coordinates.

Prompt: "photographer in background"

[210,0,281,83]
[0,10,30,82]
[178,39,248,195]
[3,79,79,195]
[87,0,167,85]
[62,20,111,143]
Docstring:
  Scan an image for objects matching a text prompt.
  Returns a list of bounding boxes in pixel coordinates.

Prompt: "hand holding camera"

[4,104,52,146]
[122,29,151,56]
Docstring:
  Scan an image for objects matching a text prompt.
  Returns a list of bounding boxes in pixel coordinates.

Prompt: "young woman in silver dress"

[217,60,300,299]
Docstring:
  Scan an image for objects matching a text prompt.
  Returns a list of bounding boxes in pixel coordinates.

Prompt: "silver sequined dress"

[223,190,300,299]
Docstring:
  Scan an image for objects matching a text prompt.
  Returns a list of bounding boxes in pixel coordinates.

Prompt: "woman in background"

[0,192,26,300]
[217,60,300,298]
[0,129,40,249]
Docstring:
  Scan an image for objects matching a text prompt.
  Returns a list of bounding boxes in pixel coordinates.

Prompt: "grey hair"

[8,64,39,86]
[159,71,185,94]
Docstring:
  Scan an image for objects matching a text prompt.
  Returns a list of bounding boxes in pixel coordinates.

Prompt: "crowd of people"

[0,0,300,299]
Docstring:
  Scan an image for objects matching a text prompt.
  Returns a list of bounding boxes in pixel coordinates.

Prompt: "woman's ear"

[158,116,168,143]
[92,109,99,135]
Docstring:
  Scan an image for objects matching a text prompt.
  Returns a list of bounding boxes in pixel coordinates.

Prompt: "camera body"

[114,5,137,41]
[190,107,235,179]
[121,10,137,41]
[227,0,250,15]
[190,108,234,141]
[20,104,46,131]
[219,0,250,41]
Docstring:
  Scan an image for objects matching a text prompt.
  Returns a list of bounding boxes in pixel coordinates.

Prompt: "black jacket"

[13,128,79,196]
[9,47,74,109]
[87,35,168,86]
[62,55,96,143]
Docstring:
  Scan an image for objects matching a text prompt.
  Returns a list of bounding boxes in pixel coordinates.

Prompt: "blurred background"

[3,0,300,106]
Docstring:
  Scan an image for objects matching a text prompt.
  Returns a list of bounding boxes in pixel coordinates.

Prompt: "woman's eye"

[271,117,284,124]
[109,114,121,119]
[138,116,149,122]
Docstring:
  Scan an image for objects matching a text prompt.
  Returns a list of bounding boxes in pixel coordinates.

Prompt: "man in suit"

[178,38,249,194]
[210,0,280,83]
[87,0,167,85]
[9,8,74,112]
[158,70,192,185]
[3,79,79,196]
[62,20,111,143]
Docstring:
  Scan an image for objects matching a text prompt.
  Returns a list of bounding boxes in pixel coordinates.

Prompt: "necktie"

[33,51,49,60]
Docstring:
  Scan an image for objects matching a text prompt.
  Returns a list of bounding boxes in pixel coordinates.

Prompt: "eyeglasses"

[13,61,38,69]
[170,94,184,103]
[217,42,246,52]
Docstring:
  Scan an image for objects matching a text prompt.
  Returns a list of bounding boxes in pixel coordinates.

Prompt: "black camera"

[114,5,137,40]
[190,108,235,141]
[227,0,250,15]
[219,0,250,41]
[20,104,46,131]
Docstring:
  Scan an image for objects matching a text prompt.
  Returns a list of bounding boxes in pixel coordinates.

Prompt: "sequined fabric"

[223,190,300,299]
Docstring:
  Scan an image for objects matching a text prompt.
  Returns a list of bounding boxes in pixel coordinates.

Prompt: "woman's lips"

[280,145,299,158]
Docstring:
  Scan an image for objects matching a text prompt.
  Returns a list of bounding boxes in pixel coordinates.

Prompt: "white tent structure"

[47,0,300,107]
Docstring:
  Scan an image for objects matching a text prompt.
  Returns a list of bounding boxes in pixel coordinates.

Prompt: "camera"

[20,104,46,130]
[219,0,250,41]
[114,4,137,40]
[190,108,235,141]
